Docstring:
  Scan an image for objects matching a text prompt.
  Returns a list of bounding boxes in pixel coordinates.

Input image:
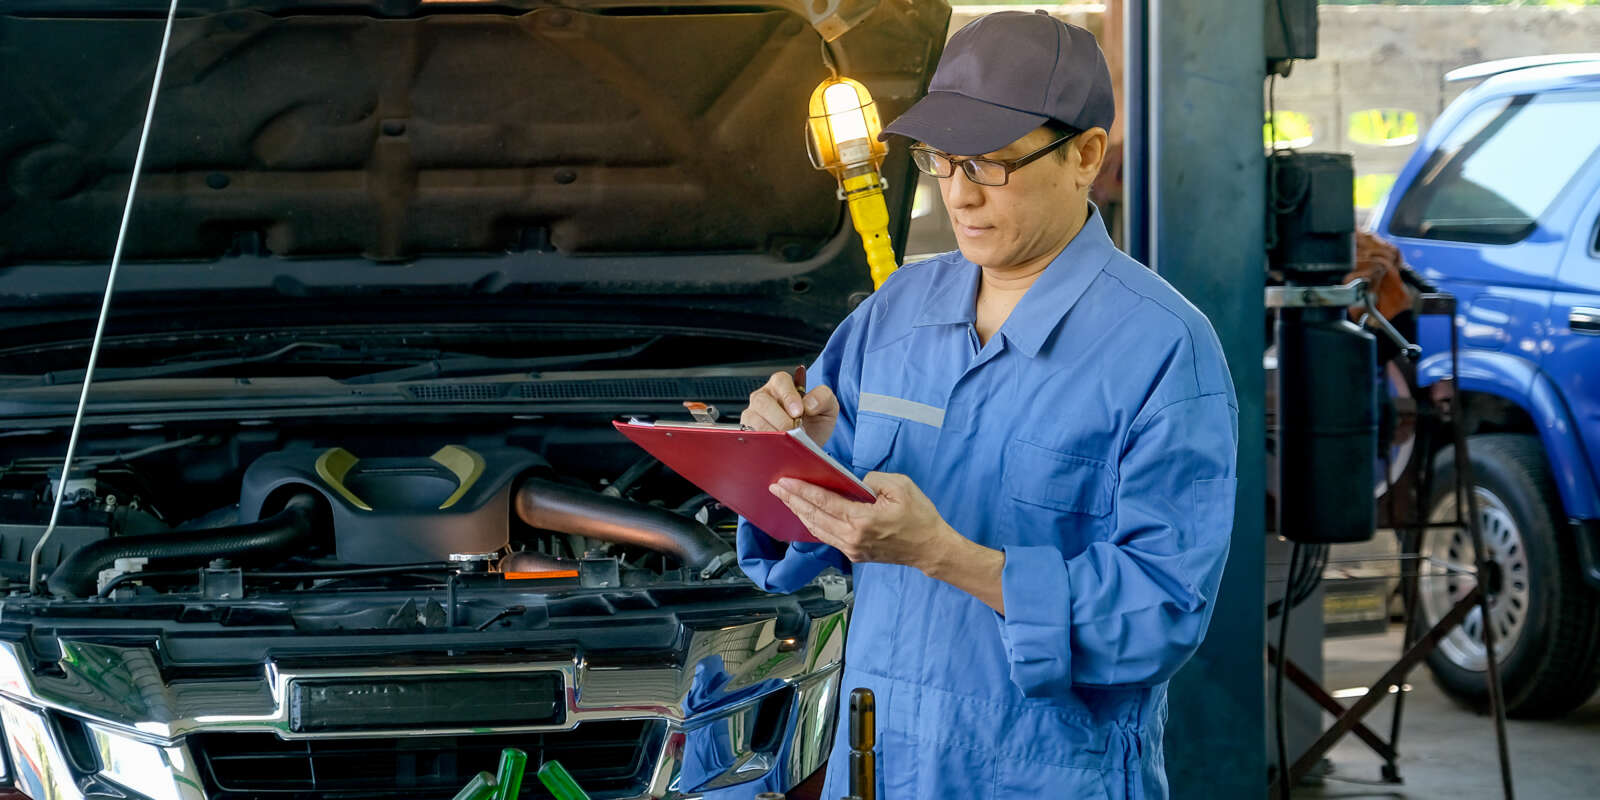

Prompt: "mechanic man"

[737,12,1238,800]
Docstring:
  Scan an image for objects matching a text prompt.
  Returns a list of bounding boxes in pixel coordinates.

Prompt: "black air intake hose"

[514,479,731,575]
[48,492,321,598]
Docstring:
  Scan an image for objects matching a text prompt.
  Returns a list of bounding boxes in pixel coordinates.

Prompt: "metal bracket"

[836,176,889,202]
[698,550,738,580]
[1266,279,1422,361]
[578,558,621,589]
[1360,307,1424,362]
[816,573,851,603]
[1265,278,1371,310]
[199,567,244,601]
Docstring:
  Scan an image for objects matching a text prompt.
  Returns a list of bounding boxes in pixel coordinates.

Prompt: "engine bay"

[0,414,745,610]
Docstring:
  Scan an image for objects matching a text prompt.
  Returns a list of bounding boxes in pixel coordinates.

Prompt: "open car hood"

[0,0,949,339]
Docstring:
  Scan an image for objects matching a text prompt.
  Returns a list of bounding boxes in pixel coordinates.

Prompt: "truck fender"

[1417,350,1600,520]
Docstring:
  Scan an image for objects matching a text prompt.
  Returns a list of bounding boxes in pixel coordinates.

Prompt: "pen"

[793,365,807,430]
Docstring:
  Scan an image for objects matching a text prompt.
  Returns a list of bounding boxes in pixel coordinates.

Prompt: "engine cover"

[239,446,542,564]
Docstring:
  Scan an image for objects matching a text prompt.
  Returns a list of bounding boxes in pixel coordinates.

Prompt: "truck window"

[1389,91,1600,245]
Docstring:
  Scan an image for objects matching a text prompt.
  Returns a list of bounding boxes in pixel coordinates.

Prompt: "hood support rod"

[30,0,184,594]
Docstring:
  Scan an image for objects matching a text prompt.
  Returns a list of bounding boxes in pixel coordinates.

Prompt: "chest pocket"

[1003,438,1115,517]
[851,414,901,474]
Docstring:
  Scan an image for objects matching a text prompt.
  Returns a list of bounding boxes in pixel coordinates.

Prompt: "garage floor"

[1295,627,1600,799]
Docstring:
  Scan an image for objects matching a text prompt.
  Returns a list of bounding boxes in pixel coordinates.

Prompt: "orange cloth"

[1346,231,1415,320]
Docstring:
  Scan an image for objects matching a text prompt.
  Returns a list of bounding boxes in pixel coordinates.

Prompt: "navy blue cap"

[881,11,1115,156]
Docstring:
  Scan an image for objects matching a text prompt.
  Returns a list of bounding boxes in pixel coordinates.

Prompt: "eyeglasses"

[908,130,1081,187]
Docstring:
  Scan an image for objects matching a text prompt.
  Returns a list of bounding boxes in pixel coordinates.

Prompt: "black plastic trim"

[1574,518,1600,591]
[288,672,565,732]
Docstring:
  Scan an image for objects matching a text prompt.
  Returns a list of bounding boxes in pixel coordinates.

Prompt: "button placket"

[938,362,987,439]
[963,329,1007,375]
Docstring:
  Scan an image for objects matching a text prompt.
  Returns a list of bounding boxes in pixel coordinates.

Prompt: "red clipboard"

[612,419,876,544]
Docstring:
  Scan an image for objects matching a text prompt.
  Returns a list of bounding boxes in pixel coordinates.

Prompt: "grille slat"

[192,720,661,799]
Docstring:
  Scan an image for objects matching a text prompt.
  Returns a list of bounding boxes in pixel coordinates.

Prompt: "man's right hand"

[742,370,839,445]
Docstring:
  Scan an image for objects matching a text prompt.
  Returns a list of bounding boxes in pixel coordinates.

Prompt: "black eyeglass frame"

[908,129,1083,186]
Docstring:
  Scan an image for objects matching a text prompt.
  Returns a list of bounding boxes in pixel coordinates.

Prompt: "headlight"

[86,724,188,800]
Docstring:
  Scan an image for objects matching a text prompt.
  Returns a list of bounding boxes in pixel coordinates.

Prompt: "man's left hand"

[769,472,956,569]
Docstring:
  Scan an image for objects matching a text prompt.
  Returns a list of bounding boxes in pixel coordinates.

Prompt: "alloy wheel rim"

[1421,486,1531,672]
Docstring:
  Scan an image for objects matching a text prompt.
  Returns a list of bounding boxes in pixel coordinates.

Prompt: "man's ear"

[1072,128,1109,190]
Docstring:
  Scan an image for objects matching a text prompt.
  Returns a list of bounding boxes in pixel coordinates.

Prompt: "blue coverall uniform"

[737,207,1239,799]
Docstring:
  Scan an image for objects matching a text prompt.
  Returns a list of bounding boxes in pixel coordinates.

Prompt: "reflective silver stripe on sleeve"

[858,392,945,429]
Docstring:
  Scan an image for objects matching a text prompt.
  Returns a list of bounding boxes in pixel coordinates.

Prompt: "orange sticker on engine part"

[505,570,580,580]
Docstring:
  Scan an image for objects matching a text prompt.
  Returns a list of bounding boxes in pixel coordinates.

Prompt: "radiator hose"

[48,492,321,598]
[514,478,732,576]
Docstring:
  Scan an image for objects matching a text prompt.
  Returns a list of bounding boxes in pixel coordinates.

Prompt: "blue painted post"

[1127,1,1269,797]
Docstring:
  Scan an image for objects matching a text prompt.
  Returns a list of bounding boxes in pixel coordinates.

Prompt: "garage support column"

[1124,1,1268,797]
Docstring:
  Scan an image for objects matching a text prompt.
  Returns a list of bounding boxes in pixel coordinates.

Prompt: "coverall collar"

[913,203,1116,358]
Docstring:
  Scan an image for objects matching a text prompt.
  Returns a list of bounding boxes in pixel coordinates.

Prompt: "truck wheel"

[1419,434,1600,718]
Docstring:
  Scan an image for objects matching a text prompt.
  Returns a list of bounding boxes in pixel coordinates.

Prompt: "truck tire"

[1420,434,1600,718]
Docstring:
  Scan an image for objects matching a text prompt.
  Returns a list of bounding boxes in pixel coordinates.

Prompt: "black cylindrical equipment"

[1276,307,1377,543]
[847,688,875,800]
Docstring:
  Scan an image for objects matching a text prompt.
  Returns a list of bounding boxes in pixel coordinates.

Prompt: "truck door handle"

[1573,307,1600,335]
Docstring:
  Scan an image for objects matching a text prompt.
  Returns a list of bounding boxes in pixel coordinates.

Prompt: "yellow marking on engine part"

[314,447,373,511]
[431,445,486,510]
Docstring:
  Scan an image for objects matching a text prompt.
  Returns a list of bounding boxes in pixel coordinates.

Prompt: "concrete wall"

[949,4,1106,37]
[942,4,1600,215]
[1279,5,1600,215]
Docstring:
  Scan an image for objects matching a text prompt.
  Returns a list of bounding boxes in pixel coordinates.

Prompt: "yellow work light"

[806,77,897,289]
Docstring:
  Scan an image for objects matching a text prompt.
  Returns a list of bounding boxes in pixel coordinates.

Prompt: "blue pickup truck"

[1370,55,1600,718]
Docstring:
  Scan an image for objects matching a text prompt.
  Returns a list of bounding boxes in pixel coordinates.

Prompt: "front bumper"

[0,607,846,799]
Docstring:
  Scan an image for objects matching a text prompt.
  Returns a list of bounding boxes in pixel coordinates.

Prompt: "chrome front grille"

[0,598,848,799]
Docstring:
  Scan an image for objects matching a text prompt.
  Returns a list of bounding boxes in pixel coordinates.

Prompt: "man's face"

[930,126,1106,272]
